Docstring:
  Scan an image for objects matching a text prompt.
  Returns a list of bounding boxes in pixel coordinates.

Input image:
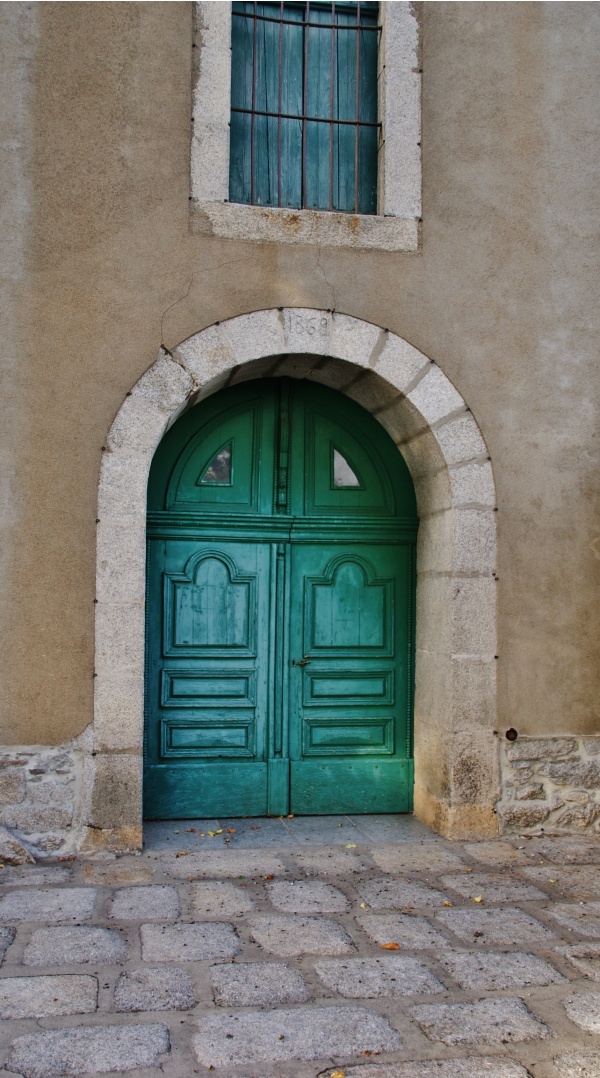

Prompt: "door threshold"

[143,813,435,852]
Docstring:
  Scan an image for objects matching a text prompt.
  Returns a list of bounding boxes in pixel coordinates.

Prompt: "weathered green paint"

[144,379,417,818]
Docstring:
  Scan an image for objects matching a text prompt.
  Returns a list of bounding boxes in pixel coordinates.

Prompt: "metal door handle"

[293,658,311,667]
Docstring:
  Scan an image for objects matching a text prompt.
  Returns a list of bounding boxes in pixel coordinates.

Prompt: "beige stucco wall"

[1,3,598,840]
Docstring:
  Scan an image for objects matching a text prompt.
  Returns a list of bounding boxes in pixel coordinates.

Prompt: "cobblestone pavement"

[0,815,599,1078]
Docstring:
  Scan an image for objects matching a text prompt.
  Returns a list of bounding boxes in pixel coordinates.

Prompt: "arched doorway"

[91,308,498,852]
[144,379,418,819]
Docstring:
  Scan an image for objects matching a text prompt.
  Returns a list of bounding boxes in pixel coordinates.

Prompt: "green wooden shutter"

[229,2,379,214]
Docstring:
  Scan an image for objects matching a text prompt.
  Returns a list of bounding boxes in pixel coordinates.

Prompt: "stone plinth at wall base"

[80,826,143,855]
[414,785,500,840]
[498,735,600,834]
[0,734,92,858]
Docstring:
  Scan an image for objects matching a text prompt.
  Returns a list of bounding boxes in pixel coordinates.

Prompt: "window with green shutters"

[229,2,380,215]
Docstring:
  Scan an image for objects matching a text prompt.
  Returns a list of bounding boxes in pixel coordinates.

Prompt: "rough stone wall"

[0,730,92,857]
[498,737,600,834]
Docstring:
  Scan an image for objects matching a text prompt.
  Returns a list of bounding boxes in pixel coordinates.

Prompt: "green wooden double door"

[144,380,417,819]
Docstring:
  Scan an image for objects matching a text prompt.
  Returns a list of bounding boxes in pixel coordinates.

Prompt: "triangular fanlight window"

[332,446,362,488]
[198,442,232,485]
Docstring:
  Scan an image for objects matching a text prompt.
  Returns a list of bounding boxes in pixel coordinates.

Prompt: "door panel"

[144,540,272,818]
[288,543,413,814]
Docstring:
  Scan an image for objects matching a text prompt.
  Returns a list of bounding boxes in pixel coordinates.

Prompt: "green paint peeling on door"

[144,380,417,818]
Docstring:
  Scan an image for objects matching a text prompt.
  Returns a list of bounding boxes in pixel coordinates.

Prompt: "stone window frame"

[190,2,421,251]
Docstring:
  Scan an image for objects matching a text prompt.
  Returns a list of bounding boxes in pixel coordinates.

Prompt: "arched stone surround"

[90,309,498,852]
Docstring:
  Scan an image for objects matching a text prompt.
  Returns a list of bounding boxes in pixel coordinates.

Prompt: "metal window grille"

[229,2,380,215]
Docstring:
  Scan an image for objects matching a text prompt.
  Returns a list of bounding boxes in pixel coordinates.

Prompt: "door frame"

[90,309,498,852]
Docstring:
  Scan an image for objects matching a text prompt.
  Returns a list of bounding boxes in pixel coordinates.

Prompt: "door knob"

[293,658,312,667]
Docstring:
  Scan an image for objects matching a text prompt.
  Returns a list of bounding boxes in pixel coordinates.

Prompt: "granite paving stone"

[292,846,369,875]
[436,906,555,945]
[556,940,600,980]
[519,863,600,899]
[193,1004,402,1066]
[359,912,451,949]
[357,877,450,909]
[192,879,256,916]
[332,1060,531,1078]
[0,925,15,963]
[371,843,465,873]
[527,837,600,864]
[440,871,547,902]
[438,949,567,990]
[0,974,98,1018]
[166,849,287,879]
[114,966,196,1011]
[6,1023,170,1077]
[563,990,600,1032]
[412,997,551,1045]
[553,1050,600,1077]
[543,900,600,937]
[267,879,348,913]
[0,887,96,923]
[314,954,445,997]
[108,884,181,920]
[0,865,72,887]
[211,961,309,1006]
[83,861,156,885]
[461,841,531,867]
[141,921,240,961]
[248,914,355,955]
[23,925,129,966]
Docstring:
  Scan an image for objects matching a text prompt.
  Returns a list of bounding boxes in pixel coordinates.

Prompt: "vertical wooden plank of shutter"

[281,6,303,207]
[305,7,331,210]
[333,7,356,212]
[358,9,378,213]
[229,3,254,204]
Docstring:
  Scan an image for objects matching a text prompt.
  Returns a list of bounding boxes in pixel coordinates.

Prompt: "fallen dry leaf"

[286,814,294,819]
[380,942,400,950]
[345,843,357,848]
[185,828,196,833]
[472,895,483,903]
[261,873,275,880]
[359,902,367,909]
[175,851,189,858]
[443,900,453,907]
[226,828,236,834]
[330,1071,345,1078]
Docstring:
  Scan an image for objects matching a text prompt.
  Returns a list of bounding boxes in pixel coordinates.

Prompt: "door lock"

[293,657,312,667]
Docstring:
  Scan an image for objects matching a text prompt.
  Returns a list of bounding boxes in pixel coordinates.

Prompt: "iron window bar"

[230,1,381,215]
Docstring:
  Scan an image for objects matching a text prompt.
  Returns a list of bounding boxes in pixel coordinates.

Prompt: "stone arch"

[90,308,498,851]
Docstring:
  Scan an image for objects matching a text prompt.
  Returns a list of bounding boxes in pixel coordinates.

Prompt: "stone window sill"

[190,200,419,252]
